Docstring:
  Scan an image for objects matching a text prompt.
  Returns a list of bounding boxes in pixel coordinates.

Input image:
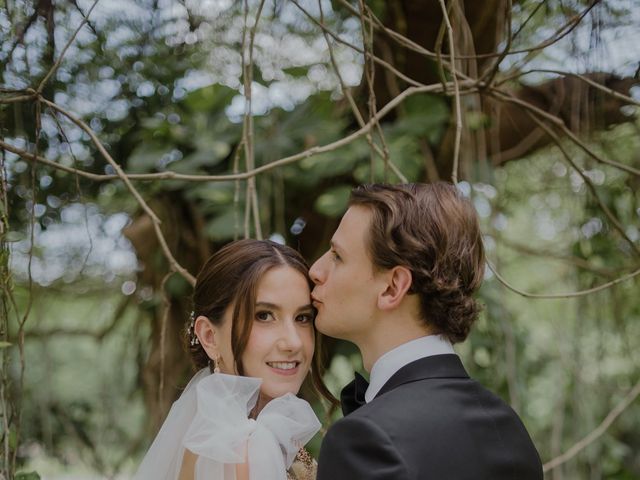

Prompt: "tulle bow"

[134,370,321,480]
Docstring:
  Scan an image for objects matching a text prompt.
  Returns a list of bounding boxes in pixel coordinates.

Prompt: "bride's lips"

[266,361,301,376]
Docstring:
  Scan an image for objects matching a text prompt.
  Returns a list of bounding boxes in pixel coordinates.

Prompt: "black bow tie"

[340,372,369,416]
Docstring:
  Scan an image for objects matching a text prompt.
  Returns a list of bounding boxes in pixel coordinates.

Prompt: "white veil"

[134,369,321,480]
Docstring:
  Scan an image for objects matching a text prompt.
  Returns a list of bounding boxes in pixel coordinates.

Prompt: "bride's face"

[217,265,316,399]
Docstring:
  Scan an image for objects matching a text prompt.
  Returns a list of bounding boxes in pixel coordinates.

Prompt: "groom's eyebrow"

[330,240,343,252]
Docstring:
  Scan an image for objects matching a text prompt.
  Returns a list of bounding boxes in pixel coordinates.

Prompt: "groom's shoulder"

[338,375,541,475]
[347,373,533,444]
[323,376,543,480]
[349,374,475,428]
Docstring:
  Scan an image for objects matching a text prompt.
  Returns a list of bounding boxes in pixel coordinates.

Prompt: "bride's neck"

[249,392,272,419]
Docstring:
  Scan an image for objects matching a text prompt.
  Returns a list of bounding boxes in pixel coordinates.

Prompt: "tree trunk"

[367,1,638,180]
[123,193,210,432]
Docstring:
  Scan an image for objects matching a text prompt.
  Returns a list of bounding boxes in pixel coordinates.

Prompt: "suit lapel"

[375,354,469,399]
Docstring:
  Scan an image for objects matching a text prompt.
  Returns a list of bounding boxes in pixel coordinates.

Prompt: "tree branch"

[526,112,640,256]
[2,81,469,186]
[489,88,640,177]
[40,96,196,286]
[317,0,407,183]
[291,0,426,88]
[543,377,640,472]
[37,0,101,93]
[496,69,640,108]
[486,261,640,299]
[438,0,462,183]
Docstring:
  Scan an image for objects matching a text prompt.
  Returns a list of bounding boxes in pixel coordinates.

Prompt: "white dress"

[134,369,321,480]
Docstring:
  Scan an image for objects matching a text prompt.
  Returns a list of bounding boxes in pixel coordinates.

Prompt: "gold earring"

[188,312,199,346]
[212,354,221,374]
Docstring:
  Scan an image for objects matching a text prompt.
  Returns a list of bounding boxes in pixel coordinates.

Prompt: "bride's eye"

[296,312,314,324]
[255,310,274,322]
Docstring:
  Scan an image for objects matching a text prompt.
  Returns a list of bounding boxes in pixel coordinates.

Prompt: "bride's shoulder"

[287,447,317,480]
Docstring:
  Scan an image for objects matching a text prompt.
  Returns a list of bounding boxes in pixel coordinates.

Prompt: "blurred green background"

[2,0,639,478]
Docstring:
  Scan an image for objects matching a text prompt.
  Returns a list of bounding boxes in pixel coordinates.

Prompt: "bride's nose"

[277,320,303,351]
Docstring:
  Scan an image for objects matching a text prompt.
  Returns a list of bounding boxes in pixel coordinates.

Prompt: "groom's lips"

[311,294,322,307]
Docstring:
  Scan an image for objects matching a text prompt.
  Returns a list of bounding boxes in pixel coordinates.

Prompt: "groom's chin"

[314,312,333,336]
[314,313,345,340]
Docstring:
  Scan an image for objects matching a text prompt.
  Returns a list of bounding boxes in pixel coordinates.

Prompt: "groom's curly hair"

[349,182,485,343]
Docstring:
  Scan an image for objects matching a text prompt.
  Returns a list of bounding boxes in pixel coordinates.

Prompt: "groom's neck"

[356,315,434,372]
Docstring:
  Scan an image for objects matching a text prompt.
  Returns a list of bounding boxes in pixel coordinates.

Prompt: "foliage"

[1,0,639,479]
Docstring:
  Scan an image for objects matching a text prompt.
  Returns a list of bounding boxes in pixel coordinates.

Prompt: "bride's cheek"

[304,328,315,358]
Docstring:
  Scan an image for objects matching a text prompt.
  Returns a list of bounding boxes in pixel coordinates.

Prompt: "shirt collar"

[365,335,455,403]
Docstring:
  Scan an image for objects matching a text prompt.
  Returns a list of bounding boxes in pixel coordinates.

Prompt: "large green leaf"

[174,142,231,171]
[205,208,242,241]
[15,472,40,480]
[183,84,237,114]
[391,94,450,144]
[127,145,171,173]
[314,185,352,217]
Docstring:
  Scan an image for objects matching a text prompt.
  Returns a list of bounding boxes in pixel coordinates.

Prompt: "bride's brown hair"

[187,238,337,408]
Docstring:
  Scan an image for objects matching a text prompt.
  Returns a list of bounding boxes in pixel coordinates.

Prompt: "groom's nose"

[309,253,326,285]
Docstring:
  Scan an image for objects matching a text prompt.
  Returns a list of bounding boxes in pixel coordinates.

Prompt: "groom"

[309,183,542,479]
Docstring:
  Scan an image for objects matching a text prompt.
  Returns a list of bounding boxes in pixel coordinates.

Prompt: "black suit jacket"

[317,354,542,480]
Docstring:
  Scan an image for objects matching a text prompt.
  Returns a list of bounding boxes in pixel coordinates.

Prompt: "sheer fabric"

[134,369,321,480]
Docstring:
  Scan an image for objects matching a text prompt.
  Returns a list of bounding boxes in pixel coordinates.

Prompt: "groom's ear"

[377,266,413,311]
[194,316,219,359]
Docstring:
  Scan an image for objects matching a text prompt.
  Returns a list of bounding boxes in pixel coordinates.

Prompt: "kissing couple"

[134,182,542,480]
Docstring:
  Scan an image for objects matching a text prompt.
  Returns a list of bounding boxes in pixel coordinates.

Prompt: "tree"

[1,0,639,477]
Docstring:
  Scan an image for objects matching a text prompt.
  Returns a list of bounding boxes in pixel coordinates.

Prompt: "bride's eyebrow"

[255,302,279,310]
[255,301,314,313]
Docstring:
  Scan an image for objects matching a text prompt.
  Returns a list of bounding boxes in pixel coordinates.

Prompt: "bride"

[134,239,337,480]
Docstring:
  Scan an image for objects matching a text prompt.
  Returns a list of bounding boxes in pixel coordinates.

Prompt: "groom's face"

[309,206,385,342]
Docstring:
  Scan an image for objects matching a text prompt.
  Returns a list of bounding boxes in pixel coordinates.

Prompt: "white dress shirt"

[364,335,455,403]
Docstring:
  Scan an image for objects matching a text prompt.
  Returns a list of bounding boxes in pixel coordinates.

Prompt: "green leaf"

[183,84,236,113]
[165,273,192,298]
[314,185,352,217]
[15,472,41,480]
[403,93,450,120]
[206,209,241,241]
[177,142,231,171]
[281,66,310,78]
[294,140,369,186]
[392,94,450,144]
[127,146,170,173]
[466,111,489,130]
[5,231,25,242]
[186,182,236,205]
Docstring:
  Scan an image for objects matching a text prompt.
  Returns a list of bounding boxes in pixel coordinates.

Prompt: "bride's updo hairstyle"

[188,238,336,405]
